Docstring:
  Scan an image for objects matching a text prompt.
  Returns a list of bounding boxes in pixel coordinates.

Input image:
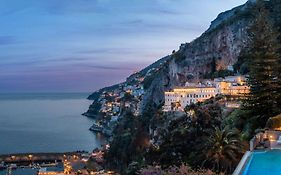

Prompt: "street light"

[28,154,33,162]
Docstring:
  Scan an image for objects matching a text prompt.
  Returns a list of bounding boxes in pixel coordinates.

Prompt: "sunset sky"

[0,0,247,92]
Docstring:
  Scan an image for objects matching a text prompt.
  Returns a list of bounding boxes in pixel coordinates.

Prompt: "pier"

[0,152,82,165]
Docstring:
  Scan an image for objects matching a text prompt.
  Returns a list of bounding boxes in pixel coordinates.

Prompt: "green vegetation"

[103,1,281,174]
[139,164,216,175]
[143,75,155,89]
[104,103,158,174]
[266,114,281,130]
[202,127,244,173]
[273,0,281,39]
[143,97,245,174]
[204,69,235,79]
[233,51,250,74]
[173,51,186,63]
[239,0,281,134]
[86,101,102,116]
[104,110,145,173]
[105,97,246,174]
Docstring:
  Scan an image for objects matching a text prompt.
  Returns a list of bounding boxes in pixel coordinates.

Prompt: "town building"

[163,76,250,111]
[215,76,249,96]
[37,162,64,175]
[164,86,217,111]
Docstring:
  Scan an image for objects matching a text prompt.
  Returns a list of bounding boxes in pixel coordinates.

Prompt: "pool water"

[243,150,281,175]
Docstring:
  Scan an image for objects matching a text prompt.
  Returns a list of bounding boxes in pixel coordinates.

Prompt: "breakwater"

[0,152,82,165]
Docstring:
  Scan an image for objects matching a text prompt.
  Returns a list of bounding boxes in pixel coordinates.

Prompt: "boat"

[0,163,6,170]
[10,164,17,169]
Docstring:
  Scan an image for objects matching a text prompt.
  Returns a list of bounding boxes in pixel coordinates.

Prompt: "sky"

[0,0,248,93]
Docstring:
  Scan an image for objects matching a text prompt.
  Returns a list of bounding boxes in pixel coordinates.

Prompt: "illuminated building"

[163,76,250,111]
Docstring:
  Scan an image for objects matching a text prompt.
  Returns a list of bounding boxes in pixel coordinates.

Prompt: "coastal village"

[88,72,250,136]
[87,74,145,137]
[0,147,114,175]
[2,0,281,174]
[0,71,251,175]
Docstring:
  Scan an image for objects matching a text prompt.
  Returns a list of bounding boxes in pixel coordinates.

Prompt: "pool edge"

[233,151,252,175]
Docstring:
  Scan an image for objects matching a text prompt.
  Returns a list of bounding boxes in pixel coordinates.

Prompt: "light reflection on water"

[0,168,39,175]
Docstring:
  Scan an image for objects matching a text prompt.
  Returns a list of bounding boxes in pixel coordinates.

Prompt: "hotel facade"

[163,76,250,111]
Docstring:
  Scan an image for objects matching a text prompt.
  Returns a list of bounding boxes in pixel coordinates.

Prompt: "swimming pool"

[242,150,281,175]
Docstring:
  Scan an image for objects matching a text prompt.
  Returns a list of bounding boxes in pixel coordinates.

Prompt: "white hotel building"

[164,87,217,111]
[163,76,249,111]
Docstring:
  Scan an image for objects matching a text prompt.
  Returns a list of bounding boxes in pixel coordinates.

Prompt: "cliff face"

[86,0,257,115]
[140,1,256,111]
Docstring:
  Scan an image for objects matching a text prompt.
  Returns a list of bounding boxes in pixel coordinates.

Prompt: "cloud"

[81,64,136,71]
[0,0,249,92]
[0,36,15,45]
[156,9,183,15]
[42,0,101,15]
[76,47,143,55]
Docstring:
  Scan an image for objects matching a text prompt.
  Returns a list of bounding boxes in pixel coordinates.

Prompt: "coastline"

[0,151,85,162]
[0,148,109,174]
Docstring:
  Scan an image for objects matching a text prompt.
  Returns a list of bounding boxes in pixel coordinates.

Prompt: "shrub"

[266,114,281,130]
[173,51,186,63]
[139,164,216,175]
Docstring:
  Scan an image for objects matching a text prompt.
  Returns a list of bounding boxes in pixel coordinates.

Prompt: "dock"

[0,152,82,165]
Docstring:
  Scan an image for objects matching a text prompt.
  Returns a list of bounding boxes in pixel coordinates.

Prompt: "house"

[37,163,64,175]
[163,86,217,111]
[164,76,250,111]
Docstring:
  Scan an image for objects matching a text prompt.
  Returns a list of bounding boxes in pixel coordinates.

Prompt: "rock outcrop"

[86,0,260,115]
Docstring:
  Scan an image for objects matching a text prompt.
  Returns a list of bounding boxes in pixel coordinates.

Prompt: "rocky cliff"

[86,0,258,115]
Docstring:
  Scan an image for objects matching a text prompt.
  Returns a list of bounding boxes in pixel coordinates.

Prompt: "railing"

[248,130,281,151]
[249,132,263,151]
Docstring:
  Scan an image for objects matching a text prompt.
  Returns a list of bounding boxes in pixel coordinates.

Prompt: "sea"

[0,93,105,154]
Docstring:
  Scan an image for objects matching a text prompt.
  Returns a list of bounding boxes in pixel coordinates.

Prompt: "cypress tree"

[243,0,281,129]
[271,0,281,40]
[271,0,281,107]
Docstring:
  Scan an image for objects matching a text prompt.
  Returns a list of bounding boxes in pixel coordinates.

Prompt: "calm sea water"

[0,93,105,154]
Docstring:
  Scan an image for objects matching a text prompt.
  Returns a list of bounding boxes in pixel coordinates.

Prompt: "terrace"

[234,114,281,175]
[250,130,281,151]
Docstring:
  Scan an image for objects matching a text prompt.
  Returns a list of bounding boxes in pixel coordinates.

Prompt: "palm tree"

[202,127,244,174]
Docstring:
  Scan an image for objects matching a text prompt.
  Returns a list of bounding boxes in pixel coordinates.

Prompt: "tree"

[271,0,281,42]
[243,0,281,130]
[139,164,216,175]
[202,127,244,174]
[271,0,281,114]
[104,110,141,172]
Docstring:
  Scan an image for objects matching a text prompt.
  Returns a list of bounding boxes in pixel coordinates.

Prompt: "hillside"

[85,0,257,117]
[84,0,281,174]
